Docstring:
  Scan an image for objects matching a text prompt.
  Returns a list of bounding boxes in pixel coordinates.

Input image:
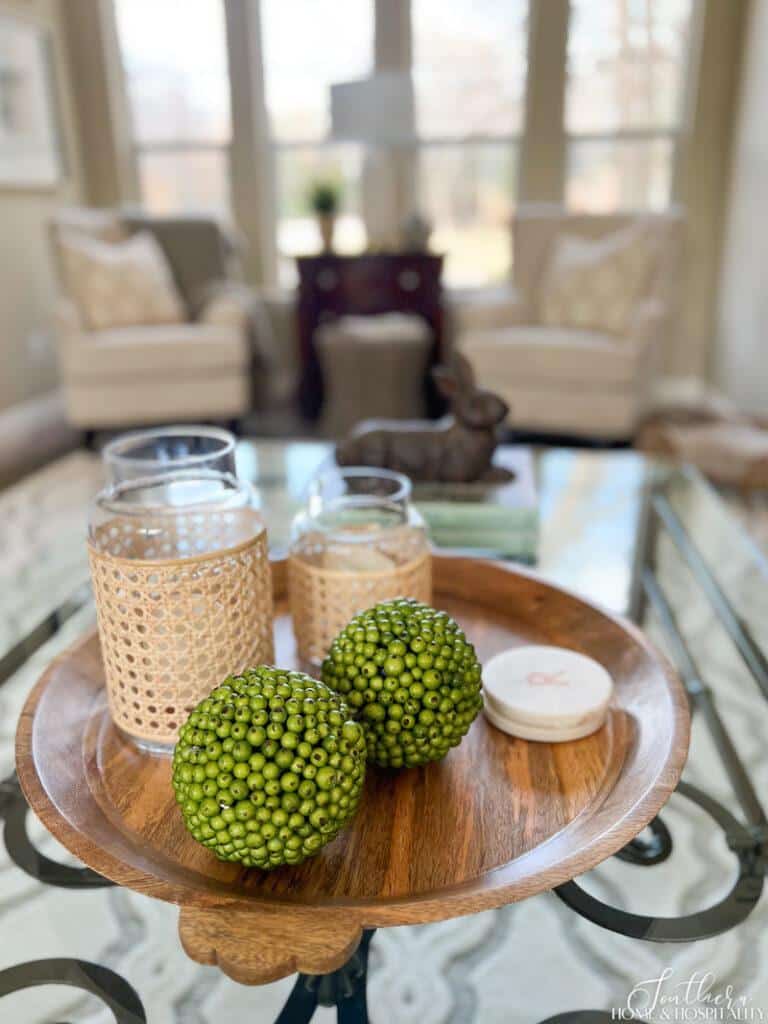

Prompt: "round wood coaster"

[15,557,689,986]
[482,645,614,741]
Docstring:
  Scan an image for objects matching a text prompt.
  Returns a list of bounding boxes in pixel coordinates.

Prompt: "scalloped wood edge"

[178,905,363,984]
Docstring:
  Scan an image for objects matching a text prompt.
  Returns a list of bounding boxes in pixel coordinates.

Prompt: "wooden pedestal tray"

[16,557,689,986]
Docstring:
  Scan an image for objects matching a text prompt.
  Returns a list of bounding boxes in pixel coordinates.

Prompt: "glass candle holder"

[288,466,432,667]
[103,425,237,483]
[88,427,273,753]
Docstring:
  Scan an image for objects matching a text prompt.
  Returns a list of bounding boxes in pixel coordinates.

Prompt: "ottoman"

[316,313,432,438]
[637,408,768,490]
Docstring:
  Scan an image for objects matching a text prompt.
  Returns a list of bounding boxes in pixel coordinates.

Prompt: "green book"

[414,447,539,562]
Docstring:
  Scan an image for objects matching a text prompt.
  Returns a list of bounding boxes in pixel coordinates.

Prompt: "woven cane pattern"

[88,511,273,745]
[288,551,432,666]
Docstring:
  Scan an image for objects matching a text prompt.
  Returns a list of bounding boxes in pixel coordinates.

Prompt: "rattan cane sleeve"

[88,519,274,745]
[288,551,432,666]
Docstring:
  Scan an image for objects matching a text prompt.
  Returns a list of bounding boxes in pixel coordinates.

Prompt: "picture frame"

[0,13,62,188]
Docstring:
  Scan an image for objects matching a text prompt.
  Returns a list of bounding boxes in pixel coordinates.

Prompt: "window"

[115,0,232,215]
[565,0,696,211]
[261,0,374,284]
[114,0,700,288]
[412,0,528,287]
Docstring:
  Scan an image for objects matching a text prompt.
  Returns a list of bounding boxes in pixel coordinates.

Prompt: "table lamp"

[330,72,416,249]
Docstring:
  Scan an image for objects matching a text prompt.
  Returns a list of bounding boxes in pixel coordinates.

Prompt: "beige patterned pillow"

[60,231,185,331]
[539,224,657,336]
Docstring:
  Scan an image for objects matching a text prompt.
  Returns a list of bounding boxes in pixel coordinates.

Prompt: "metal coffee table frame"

[1,471,766,1023]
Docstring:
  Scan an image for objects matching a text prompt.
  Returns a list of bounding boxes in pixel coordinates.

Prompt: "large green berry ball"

[171,667,367,869]
[321,598,483,768]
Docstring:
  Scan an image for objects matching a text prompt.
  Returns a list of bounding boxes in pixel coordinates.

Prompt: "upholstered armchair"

[49,208,257,431]
[455,205,684,440]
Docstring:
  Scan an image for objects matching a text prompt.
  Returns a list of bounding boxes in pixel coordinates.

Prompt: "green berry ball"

[321,598,483,768]
[172,667,367,869]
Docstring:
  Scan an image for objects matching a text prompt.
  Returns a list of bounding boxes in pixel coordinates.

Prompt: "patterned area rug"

[1,518,767,1022]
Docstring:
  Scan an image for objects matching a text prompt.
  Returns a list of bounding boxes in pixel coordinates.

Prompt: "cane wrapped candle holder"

[88,428,273,752]
[288,467,431,667]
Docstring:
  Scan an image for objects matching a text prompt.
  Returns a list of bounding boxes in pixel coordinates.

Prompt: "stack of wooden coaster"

[482,645,614,742]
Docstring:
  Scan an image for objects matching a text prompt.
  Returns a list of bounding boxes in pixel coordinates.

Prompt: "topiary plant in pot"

[308,179,342,252]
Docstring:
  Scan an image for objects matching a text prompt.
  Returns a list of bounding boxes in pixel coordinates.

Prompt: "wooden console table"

[296,252,444,420]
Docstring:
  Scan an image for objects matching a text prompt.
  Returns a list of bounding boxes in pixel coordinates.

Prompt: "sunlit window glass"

[565,0,695,211]
[261,0,373,282]
[115,0,231,215]
[412,0,527,286]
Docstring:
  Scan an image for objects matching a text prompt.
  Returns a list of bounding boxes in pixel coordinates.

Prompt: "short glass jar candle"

[88,427,273,753]
[288,466,432,666]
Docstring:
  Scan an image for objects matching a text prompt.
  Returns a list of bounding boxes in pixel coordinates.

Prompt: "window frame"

[114,0,234,219]
[408,135,522,288]
[115,0,705,287]
[130,143,234,219]
[253,0,377,284]
[562,0,704,212]
[384,0,527,288]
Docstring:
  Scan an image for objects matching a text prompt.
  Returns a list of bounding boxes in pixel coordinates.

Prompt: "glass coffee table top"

[2,441,767,677]
[1,442,767,1024]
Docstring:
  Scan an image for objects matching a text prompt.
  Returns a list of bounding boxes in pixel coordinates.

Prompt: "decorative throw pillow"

[539,223,658,336]
[54,207,125,245]
[59,231,185,331]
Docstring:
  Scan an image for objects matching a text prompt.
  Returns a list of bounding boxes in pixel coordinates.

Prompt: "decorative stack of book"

[413,447,538,562]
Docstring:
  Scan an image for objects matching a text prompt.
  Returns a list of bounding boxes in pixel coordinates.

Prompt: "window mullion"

[367,0,414,247]
[518,0,569,204]
[224,0,277,285]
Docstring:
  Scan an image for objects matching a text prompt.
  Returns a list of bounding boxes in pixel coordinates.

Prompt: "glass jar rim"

[93,469,250,517]
[103,425,236,471]
[308,466,412,504]
[301,466,414,538]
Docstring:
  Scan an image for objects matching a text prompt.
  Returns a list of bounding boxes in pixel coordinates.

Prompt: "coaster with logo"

[482,645,614,741]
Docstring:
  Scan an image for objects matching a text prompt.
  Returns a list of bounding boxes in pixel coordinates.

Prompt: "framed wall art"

[0,13,61,187]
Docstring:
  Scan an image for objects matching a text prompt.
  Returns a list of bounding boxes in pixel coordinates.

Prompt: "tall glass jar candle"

[103,426,237,483]
[288,467,431,667]
[88,427,273,753]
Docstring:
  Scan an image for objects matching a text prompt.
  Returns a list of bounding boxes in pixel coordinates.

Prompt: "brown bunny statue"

[336,353,512,483]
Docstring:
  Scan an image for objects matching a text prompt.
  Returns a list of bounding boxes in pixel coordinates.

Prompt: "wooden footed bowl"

[16,557,689,985]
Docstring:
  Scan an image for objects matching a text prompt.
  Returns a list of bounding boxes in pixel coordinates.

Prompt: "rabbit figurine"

[335,353,512,483]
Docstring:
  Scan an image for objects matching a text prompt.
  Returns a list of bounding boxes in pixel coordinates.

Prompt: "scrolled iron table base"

[275,931,374,1024]
[614,815,672,866]
[2,772,763,1020]
[555,781,766,943]
[0,958,146,1024]
[0,773,112,889]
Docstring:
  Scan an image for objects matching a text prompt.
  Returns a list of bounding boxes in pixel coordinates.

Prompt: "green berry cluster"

[172,667,367,869]
[321,598,483,767]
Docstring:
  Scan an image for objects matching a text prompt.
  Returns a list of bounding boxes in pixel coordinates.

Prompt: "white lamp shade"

[330,72,415,145]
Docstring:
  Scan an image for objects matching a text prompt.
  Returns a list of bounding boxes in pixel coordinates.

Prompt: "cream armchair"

[455,205,684,440]
[50,208,255,431]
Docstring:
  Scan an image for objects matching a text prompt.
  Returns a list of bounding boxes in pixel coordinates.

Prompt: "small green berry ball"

[172,667,367,869]
[321,598,483,768]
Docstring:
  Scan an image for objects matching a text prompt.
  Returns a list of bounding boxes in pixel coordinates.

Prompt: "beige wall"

[716,0,768,413]
[672,0,749,384]
[0,0,83,412]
